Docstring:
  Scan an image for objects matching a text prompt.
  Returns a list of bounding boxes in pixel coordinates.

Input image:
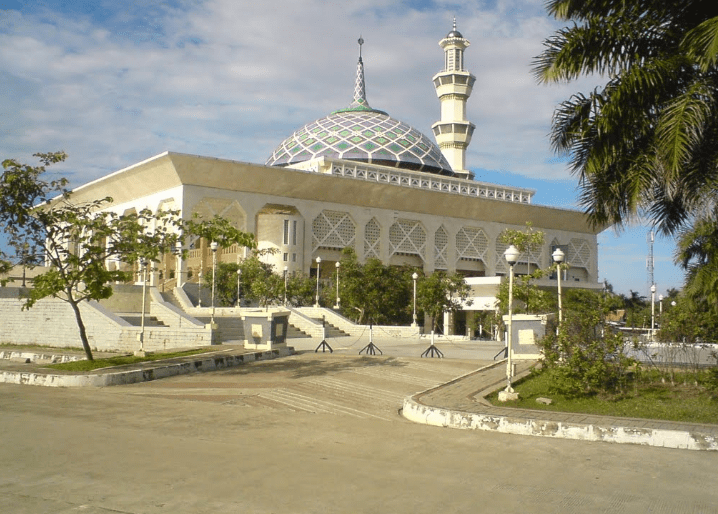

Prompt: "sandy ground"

[1,349,716,514]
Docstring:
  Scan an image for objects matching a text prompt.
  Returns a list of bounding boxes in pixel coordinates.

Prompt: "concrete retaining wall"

[0,289,213,352]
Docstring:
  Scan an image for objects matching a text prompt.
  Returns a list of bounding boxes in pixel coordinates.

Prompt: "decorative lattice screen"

[494,240,534,273]
[568,238,590,268]
[389,219,426,259]
[456,227,488,264]
[312,210,356,251]
[434,226,448,269]
[495,240,509,274]
[364,218,381,259]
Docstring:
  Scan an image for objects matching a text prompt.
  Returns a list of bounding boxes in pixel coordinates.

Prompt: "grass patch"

[0,343,82,353]
[47,348,216,372]
[488,370,718,425]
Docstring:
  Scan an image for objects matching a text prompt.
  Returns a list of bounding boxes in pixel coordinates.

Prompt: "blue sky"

[0,0,684,297]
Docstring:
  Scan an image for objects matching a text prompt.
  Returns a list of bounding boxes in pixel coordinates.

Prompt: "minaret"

[431,19,476,179]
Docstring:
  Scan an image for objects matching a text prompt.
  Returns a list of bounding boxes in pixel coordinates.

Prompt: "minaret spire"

[353,36,367,107]
[431,19,476,179]
[334,37,387,115]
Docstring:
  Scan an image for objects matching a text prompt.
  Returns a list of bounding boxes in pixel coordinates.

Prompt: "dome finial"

[351,36,369,109]
[446,17,463,38]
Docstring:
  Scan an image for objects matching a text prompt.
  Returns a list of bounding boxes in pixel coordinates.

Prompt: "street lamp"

[659,294,664,318]
[551,247,565,327]
[210,241,218,324]
[650,284,656,341]
[284,265,288,306]
[411,272,419,328]
[314,257,321,307]
[136,258,149,356]
[334,262,340,309]
[500,244,520,401]
[236,268,242,307]
[174,241,183,287]
[198,270,203,307]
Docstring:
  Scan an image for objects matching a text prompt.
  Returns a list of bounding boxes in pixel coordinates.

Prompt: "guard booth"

[241,309,290,350]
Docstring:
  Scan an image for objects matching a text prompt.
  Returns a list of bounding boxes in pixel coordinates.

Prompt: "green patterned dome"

[266,42,454,176]
[265,109,453,175]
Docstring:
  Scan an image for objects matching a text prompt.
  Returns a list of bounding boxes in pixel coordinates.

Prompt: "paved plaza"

[1,340,717,513]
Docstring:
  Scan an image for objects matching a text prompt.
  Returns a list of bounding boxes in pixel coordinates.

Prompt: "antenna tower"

[646,230,655,288]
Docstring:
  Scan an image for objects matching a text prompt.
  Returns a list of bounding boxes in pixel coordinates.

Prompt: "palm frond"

[683,16,718,72]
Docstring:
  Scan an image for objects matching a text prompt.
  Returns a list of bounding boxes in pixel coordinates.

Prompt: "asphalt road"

[1,351,716,514]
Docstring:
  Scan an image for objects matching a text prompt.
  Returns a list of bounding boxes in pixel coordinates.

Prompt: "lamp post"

[500,244,520,401]
[284,265,288,306]
[411,272,419,327]
[551,247,565,327]
[210,241,218,324]
[198,270,203,307]
[174,241,183,287]
[314,257,321,307]
[236,268,242,307]
[136,258,149,356]
[659,294,663,318]
[650,284,657,340]
[334,262,340,309]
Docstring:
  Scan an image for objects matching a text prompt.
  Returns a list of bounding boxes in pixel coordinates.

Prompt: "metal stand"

[315,316,333,353]
[421,330,443,358]
[359,324,382,355]
[494,338,508,360]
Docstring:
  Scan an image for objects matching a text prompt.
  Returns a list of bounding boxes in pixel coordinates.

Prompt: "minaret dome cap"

[446,17,463,38]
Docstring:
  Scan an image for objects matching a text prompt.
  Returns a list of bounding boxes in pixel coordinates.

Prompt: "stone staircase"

[287,324,311,339]
[310,318,349,338]
[160,290,184,310]
[116,314,167,327]
[195,316,245,343]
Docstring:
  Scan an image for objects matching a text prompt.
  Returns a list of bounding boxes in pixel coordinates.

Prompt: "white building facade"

[65,23,603,326]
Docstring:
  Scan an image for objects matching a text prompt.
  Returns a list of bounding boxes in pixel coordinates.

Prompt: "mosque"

[62,22,603,334]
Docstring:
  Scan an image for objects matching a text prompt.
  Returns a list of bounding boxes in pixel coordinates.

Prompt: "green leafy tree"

[0,152,69,283]
[416,271,471,333]
[0,152,186,360]
[184,213,255,257]
[534,0,718,235]
[539,289,634,398]
[285,272,316,307]
[208,251,314,309]
[658,293,718,344]
[337,248,413,325]
[495,224,550,315]
[206,262,242,307]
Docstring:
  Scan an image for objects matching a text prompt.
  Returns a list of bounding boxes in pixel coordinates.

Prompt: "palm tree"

[533,0,718,235]
[677,215,718,314]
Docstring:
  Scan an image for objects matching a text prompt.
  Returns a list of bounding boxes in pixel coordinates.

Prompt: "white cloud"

[0,0,683,294]
[2,0,592,183]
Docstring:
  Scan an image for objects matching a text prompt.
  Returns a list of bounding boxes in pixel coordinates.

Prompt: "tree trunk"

[68,296,94,361]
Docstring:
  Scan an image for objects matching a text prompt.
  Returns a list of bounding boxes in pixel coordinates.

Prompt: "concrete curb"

[402,362,718,451]
[0,351,84,364]
[0,347,294,388]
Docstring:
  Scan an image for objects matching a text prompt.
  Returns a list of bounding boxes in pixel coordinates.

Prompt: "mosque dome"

[266,39,454,176]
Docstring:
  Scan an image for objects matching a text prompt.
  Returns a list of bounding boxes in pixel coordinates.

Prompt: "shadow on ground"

[215,353,408,379]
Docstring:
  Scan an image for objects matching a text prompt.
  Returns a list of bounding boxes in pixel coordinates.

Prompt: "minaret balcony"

[431,122,475,145]
[432,71,475,98]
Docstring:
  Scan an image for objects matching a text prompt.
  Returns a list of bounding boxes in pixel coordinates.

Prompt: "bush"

[539,289,635,398]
